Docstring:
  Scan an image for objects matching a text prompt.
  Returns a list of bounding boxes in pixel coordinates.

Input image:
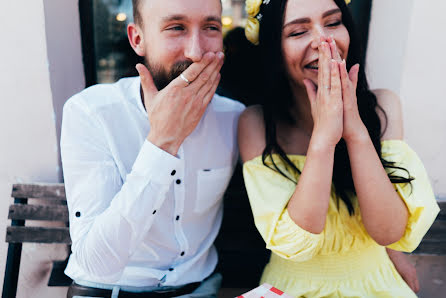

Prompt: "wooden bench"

[2,183,71,298]
[3,168,445,297]
[412,199,446,255]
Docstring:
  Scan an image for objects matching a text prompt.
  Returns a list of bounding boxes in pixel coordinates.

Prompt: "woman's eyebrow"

[283,8,342,28]
[323,8,342,18]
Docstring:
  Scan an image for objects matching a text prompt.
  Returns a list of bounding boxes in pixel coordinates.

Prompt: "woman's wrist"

[308,135,337,157]
[343,122,370,145]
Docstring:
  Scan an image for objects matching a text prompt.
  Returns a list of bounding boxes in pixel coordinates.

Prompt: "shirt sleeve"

[61,97,181,282]
[382,140,440,252]
[243,157,324,262]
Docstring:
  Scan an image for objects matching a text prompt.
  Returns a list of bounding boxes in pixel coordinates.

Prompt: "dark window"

[80,0,141,87]
[79,0,242,87]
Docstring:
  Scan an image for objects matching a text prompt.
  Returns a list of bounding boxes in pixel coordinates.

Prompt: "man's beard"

[145,58,193,90]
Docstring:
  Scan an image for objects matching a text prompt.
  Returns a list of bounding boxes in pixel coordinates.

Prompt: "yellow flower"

[345,0,351,4]
[245,0,263,17]
[245,17,260,45]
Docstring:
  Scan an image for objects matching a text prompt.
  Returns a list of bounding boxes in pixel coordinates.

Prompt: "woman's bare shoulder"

[238,105,266,162]
[372,89,404,140]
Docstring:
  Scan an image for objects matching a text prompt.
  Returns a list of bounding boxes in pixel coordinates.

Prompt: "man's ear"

[127,23,145,57]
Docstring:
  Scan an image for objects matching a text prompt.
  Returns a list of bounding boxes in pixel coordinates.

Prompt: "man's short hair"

[132,0,142,25]
[132,0,222,26]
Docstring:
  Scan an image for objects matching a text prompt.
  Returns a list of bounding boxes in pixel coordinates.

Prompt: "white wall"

[43,0,86,181]
[367,0,446,199]
[0,0,84,297]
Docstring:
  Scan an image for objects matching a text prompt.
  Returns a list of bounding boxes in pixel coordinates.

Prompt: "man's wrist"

[147,132,182,156]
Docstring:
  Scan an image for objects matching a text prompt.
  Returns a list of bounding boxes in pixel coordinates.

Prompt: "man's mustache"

[169,60,193,78]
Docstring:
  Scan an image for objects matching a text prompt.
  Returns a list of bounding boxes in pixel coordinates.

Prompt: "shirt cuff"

[132,139,182,185]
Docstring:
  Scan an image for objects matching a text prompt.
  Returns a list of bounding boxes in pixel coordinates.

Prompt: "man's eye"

[327,21,342,27]
[207,26,221,31]
[168,26,184,31]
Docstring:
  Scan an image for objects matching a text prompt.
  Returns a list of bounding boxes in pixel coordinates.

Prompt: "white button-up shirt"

[60,77,245,287]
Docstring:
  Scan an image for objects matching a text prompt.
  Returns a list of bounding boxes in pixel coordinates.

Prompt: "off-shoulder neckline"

[244,139,407,164]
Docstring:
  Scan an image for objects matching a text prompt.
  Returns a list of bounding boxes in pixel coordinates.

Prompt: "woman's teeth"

[305,61,319,69]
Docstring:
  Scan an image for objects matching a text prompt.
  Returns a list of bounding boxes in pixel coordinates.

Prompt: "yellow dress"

[243,140,440,298]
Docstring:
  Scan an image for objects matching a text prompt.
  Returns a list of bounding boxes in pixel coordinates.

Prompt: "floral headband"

[245,0,352,45]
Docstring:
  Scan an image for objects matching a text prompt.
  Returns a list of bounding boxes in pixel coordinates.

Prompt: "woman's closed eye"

[288,31,306,37]
[326,21,342,27]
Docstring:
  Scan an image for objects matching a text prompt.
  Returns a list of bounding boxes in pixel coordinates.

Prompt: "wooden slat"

[413,240,446,255]
[11,183,65,200]
[422,220,446,240]
[6,227,71,244]
[8,204,68,221]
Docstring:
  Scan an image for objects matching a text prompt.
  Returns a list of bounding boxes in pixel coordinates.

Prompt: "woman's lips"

[304,60,319,72]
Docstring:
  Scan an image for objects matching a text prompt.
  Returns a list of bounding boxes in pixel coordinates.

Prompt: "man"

[61,0,244,297]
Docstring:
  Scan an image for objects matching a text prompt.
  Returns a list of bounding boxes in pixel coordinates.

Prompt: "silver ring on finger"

[180,73,191,85]
[324,85,330,90]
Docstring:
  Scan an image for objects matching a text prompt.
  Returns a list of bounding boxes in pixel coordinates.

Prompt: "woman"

[237,0,440,296]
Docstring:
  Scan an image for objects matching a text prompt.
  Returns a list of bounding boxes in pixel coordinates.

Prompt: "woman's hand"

[327,37,367,144]
[386,248,420,293]
[303,41,344,150]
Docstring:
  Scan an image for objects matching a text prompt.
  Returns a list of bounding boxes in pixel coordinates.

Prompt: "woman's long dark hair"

[256,0,413,214]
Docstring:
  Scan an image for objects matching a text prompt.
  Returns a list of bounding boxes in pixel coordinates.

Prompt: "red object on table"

[236,283,293,298]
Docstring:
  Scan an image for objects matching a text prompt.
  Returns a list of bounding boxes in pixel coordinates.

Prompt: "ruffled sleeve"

[243,156,324,262]
[382,140,440,252]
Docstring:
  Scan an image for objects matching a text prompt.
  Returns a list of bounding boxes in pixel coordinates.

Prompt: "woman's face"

[281,0,350,88]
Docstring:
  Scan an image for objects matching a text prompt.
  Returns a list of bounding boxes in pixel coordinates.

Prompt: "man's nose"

[310,26,329,49]
[184,30,205,62]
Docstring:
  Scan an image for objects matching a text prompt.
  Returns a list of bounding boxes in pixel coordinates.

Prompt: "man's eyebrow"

[206,16,223,25]
[161,14,187,23]
[161,15,222,25]
[283,8,342,28]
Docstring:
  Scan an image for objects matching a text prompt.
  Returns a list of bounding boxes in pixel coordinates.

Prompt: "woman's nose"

[310,26,329,49]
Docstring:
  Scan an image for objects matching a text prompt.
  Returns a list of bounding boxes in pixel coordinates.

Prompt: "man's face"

[134,0,223,90]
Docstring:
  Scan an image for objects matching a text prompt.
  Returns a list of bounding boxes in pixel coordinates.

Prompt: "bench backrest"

[413,201,446,255]
[7,183,71,244]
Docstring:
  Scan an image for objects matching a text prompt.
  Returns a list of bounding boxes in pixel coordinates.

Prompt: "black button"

[75,211,81,217]
[180,251,185,256]
[176,215,180,221]
[152,210,157,215]
[171,170,176,176]
[169,268,174,271]
[176,179,181,185]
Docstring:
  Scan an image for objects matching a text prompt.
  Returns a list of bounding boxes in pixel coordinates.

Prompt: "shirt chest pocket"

[195,166,233,213]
